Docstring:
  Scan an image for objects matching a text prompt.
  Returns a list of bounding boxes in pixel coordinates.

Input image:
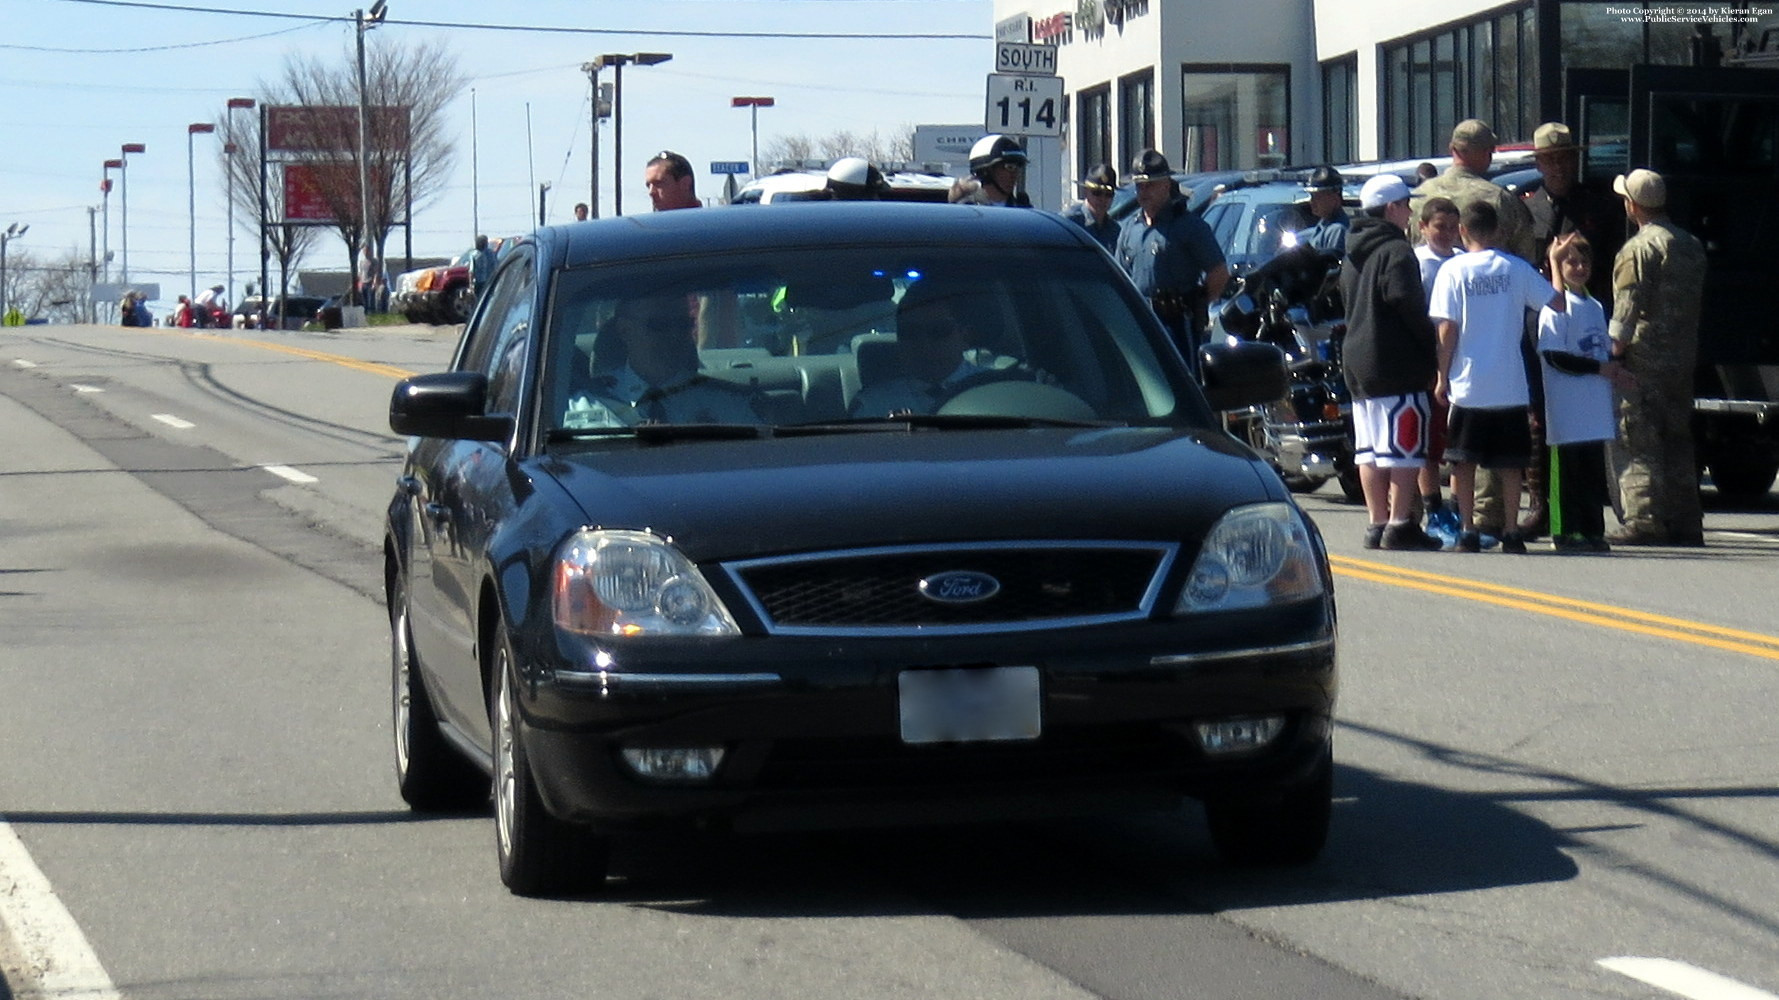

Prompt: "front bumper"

[515,604,1337,833]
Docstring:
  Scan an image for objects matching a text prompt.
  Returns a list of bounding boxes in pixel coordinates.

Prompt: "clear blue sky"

[0,0,990,304]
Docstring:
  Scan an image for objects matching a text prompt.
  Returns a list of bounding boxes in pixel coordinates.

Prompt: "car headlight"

[1175,502,1325,613]
[552,529,739,638]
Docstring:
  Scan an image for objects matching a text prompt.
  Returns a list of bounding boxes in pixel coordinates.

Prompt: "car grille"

[722,542,1177,635]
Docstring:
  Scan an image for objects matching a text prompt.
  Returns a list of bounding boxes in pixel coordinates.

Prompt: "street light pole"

[188,122,216,307]
[101,160,120,284]
[1,223,28,323]
[354,1,387,308]
[597,52,672,216]
[731,96,775,178]
[580,61,602,218]
[119,143,145,284]
[225,97,256,310]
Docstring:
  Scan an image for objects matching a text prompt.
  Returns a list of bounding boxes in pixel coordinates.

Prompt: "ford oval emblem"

[918,570,1001,605]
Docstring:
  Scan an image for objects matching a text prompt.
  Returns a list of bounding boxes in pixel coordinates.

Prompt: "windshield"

[541,245,1195,435]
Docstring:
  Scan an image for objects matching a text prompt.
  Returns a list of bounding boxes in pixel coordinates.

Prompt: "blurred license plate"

[898,666,1041,745]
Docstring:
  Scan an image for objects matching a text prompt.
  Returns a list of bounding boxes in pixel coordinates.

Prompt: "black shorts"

[1443,404,1531,469]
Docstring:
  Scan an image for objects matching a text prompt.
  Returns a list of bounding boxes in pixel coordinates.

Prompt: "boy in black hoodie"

[1339,174,1442,550]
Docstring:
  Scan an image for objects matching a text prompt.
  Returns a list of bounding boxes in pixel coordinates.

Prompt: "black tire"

[492,623,610,897]
[391,570,484,811]
[1204,746,1333,867]
[448,284,477,325]
[1706,450,1779,504]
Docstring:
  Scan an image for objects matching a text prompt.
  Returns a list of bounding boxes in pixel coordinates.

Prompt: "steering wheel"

[937,379,1098,421]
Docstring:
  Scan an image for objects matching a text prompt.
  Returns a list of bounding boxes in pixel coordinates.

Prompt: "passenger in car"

[563,294,762,426]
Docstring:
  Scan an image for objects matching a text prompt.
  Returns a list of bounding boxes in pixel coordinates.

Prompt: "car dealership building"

[992,0,1776,204]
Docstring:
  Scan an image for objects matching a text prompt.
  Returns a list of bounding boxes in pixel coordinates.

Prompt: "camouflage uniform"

[1412,164,1538,534]
[1611,218,1707,541]
[1411,165,1536,263]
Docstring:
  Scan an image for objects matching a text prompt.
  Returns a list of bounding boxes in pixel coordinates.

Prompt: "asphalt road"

[3,322,1778,1000]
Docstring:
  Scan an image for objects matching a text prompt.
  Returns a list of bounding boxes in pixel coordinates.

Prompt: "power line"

[0,18,323,53]
[54,0,990,40]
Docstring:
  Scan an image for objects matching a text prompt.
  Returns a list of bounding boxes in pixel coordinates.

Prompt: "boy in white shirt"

[1413,197,1463,543]
[1428,201,1574,553]
[1537,236,1633,551]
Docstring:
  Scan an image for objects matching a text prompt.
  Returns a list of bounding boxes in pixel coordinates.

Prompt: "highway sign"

[710,161,750,175]
[996,42,1056,76]
[984,73,1064,138]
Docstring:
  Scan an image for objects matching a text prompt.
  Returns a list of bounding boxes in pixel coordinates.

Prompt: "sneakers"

[1382,521,1444,550]
[1553,533,1613,554]
[1457,530,1482,553]
[1364,524,1385,549]
[1424,507,1462,549]
[1499,532,1527,555]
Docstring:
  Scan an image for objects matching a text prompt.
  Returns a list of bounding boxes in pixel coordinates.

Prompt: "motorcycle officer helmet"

[969,134,1028,178]
[825,156,889,200]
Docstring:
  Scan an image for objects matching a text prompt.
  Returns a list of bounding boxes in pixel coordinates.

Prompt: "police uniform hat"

[1533,122,1578,152]
[1079,163,1118,193]
[1303,166,1342,192]
[1129,149,1172,183]
[1450,119,1498,150]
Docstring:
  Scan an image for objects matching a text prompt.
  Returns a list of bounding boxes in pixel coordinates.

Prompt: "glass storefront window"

[1079,85,1111,178]
[1382,2,1536,158]
[1322,56,1357,163]
[1120,70,1155,169]
[1181,67,1289,171]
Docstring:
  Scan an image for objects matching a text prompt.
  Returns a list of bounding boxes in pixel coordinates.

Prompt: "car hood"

[538,426,1280,562]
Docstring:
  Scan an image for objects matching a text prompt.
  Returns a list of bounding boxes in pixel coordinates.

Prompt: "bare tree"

[5,249,94,324]
[761,126,919,174]
[254,39,464,305]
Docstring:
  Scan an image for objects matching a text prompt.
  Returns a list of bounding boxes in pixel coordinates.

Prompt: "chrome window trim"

[721,540,1179,638]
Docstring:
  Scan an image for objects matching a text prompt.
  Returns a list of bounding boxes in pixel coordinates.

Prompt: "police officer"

[959,135,1032,207]
[1062,163,1120,253]
[1608,168,1707,546]
[1298,166,1350,253]
[1519,121,1627,538]
[1115,149,1228,371]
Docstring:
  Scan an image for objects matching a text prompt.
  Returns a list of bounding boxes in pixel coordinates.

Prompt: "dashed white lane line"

[150,413,195,430]
[12,359,38,368]
[70,384,104,394]
[1600,957,1779,1000]
[0,819,121,1000]
[263,464,318,484]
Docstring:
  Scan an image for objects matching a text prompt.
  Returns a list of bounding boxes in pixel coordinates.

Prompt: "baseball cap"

[1533,122,1578,152]
[1129,149,1172,183]
[1451,119,1498,149]
[1303,165,1342,192]
[1080,162,1118,193]
[1613,168,1667,208]
[1359,174,1412,210]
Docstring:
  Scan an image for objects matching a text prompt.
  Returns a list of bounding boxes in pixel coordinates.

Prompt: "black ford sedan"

[384,203,1336,896]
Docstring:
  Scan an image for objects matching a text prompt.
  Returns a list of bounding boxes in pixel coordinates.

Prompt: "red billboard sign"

[282,162,397,224]
[266,105,411,154]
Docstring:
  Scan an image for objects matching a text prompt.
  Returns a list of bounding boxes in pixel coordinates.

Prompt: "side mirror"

[1199,340,1287,412]
[389,371,515,442]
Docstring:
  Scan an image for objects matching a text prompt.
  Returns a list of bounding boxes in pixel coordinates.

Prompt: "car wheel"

[391,570,483,811]
[1203,746,1332,867]
[492,623,609,897]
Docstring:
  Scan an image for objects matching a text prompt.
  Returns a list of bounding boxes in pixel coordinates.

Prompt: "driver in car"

[563,293,763,427]
[848,283,1039,416]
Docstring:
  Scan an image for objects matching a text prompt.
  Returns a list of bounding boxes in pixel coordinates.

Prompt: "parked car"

[731,161,956,204]
[232,294,326,331]
[384,202,1334,896]
[392,254,474,325]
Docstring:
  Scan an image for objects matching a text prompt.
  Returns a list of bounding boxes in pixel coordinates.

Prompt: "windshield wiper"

[548,423,773,445]
[781,413,1121,435]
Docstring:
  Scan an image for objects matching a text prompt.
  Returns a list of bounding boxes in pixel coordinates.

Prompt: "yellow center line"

[1331,553,1779,661]
[142,327,419,380]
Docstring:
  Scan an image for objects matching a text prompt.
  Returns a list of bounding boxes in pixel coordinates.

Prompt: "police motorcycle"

[1211,240,1363,502]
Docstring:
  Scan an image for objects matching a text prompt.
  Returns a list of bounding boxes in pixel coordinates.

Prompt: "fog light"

[619,747,725,782]
[1194,716,1286,756]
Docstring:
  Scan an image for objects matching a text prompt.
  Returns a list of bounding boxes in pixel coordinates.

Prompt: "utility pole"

[354,1,387,308]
